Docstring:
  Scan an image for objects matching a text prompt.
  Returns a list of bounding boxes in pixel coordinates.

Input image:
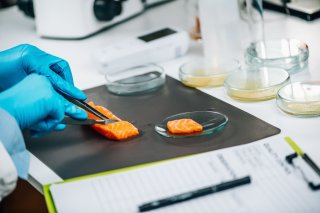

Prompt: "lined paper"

[50,139,320,212]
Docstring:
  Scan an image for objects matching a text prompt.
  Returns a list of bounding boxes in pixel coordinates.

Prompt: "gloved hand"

[0,44,86,100]
[0,74,87,136]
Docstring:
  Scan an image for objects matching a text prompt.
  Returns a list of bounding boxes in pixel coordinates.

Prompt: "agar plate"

[179,59,239,88]
[105,64,165,95]
[224,66,290,101]
[155,111,228,138]
[277,82,320,117]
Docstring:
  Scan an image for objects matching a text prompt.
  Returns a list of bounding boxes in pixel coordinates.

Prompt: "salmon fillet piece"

[88,102,121,121]
[87,102,139,140]
[167,119,203,134]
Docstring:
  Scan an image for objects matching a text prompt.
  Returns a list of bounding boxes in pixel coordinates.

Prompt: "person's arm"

[0,108,20,201]
[0,142,17,202]
[0,107,28,179]
[0,74,88,181]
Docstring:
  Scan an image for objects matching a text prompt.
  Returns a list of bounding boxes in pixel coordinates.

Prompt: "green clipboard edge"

[43,155,193,213]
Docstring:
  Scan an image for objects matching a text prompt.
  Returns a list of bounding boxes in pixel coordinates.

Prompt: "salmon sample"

[87,102,139,140]
[167,119,203,134]
[88,102,121,121]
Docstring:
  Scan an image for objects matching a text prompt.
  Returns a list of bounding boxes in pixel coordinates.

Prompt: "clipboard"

[43,137,320,212]
[43,156,190,213]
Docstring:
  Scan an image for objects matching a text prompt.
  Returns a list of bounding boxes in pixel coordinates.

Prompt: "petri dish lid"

[245,38,309,74]
[276,81,320,117]
[155,111,228,138]
[224,66,290,101]
[105,64,165,95]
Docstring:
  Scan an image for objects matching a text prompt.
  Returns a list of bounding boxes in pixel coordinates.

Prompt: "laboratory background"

[0,0,320,212]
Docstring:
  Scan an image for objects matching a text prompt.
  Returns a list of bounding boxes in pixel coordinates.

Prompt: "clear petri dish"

[155,111,228,138]
[105,64,165,95]
[224,66,290,102]
[179,58,240,88]
[277,81,320,117]
[245,38,309,74]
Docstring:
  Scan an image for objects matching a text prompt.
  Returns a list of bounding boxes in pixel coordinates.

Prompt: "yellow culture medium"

[180,70,227,87]
[179,59,240,88]
[226,80,283,101]
[277,82,320,117]
[224,67,290,102]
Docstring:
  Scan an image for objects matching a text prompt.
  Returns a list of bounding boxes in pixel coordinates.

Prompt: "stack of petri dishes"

[224,38,311,105]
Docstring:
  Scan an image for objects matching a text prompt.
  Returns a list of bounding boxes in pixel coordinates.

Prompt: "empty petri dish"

[179,58,239,88]
[155,111,228,138]
[245,38,309,74]
[105,64,165,95]
[277,82,320,117]
[224,66,290,101]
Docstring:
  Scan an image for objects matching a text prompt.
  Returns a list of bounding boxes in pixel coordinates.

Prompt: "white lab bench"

[0,0,320,192]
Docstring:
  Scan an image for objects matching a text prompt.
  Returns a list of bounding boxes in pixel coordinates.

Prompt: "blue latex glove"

[0,74,87,136]
[0,44,86,100]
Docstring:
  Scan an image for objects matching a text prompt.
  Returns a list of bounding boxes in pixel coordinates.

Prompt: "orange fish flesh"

[87,102,139,140]
[167,118,203,134]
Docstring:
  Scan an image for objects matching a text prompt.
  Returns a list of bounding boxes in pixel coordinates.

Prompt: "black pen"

[138,176,251,212]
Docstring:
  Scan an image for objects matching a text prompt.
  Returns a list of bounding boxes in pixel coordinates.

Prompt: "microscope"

[17,0,173,39]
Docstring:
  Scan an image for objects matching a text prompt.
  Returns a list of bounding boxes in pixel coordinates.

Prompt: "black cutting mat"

[25,76,280,180]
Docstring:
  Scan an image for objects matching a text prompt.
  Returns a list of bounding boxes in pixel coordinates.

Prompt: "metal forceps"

[61,94,118,125]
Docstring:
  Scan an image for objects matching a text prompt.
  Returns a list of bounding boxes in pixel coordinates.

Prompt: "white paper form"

[50,138,320,213]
